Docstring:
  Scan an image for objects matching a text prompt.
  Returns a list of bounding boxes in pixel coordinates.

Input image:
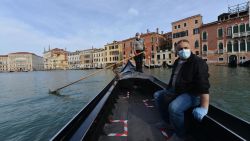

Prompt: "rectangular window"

[195,20,198,24]
[173,33,176,38]
[178,25,180,28]
[247,41,250,51]
[184,23,187,27]
[227,27,232,36]
[246,24,250,31]
[157,55,160,60]
[193,28,199,34]
[163,54,165,59]
[219,58,223,61]
[175,26,177,29]
[202,32,207,40]
[218,28,223,38]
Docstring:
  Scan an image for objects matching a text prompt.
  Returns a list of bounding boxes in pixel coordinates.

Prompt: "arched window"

[203,45,208,52]
[227,41,232,52]
[202,32,207,40]
[218,42,223,54]
[240,40,246,51]
[195,40,199,48]
[218,42,223,50]
[234,40,239,52]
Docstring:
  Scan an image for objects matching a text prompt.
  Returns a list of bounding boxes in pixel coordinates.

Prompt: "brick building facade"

[200,2,250,64]
[171,14,203,64]
[122,29,169,66]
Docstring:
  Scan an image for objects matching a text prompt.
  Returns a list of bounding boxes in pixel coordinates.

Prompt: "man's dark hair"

[176,39,189,45]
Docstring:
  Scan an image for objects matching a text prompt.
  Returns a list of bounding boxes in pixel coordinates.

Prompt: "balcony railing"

[233,31,250,38]
[232,33,239,38]
[239,32,247,37]
[247,31,250,36]
[218,49,224,54]
[202,51,207,57]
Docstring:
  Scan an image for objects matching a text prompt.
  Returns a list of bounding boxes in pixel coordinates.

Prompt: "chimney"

[147,29,149,33]
[156,28,159,33]
[161,31,164,34]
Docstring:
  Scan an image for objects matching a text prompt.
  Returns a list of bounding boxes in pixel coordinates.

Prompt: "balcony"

[233,31,250,38]
[232,33,239,38]
[247,31,250,36]
[226,34,232,38]
[202,51,207,57]
[239,32,247,37]
[218,49,224,54]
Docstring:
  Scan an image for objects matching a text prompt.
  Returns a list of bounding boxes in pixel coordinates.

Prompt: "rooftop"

[172,14,202,25]
[9,52,34,55]
[0,55,8,57]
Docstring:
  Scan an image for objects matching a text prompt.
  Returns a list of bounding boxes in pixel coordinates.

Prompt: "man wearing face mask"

[154,39,210,141]
[133,32,144,72]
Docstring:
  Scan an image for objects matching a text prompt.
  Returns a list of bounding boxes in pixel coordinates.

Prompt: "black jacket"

[168,53,210,96]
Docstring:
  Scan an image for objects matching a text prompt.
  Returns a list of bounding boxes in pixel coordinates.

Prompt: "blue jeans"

[154,88,200,137]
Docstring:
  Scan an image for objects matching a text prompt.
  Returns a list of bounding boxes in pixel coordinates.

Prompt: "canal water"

[0,65,249,141]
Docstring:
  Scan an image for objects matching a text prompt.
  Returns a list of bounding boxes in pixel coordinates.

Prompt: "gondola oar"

[49,51,144,94]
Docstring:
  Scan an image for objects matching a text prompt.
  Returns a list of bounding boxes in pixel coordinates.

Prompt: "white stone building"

[68,51,81,69]
[8,52,44,72]
[0,55,8,72]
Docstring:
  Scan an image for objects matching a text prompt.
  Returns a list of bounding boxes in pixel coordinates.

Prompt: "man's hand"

[134,51,138,56]
[192,107,208,122]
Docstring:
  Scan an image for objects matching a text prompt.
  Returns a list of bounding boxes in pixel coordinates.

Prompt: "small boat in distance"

[239,60,250,67]
[51,61,250,141]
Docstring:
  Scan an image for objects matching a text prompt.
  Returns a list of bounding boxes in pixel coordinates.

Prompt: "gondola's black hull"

[51,61,250,141]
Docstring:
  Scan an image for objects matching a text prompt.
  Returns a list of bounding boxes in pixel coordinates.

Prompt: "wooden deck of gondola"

[98,89,166,141]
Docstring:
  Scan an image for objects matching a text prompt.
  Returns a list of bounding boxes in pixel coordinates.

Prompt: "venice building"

[200,2,250,64]
[43,48,68,70]
[7,52,43,72]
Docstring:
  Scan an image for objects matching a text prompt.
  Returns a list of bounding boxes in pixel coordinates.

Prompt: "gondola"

[239,60,250,67]
[51,60,250,141]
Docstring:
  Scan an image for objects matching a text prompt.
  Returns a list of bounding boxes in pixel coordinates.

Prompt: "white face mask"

[178,49,191,59]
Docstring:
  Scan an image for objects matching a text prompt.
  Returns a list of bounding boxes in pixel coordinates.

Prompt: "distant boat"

[144,64,162,68]
[144,64,150,68]
[239,60,250,67]
[154,64,162,68]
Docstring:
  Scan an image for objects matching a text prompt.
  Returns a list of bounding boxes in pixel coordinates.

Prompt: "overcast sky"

[0,0,247,56]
